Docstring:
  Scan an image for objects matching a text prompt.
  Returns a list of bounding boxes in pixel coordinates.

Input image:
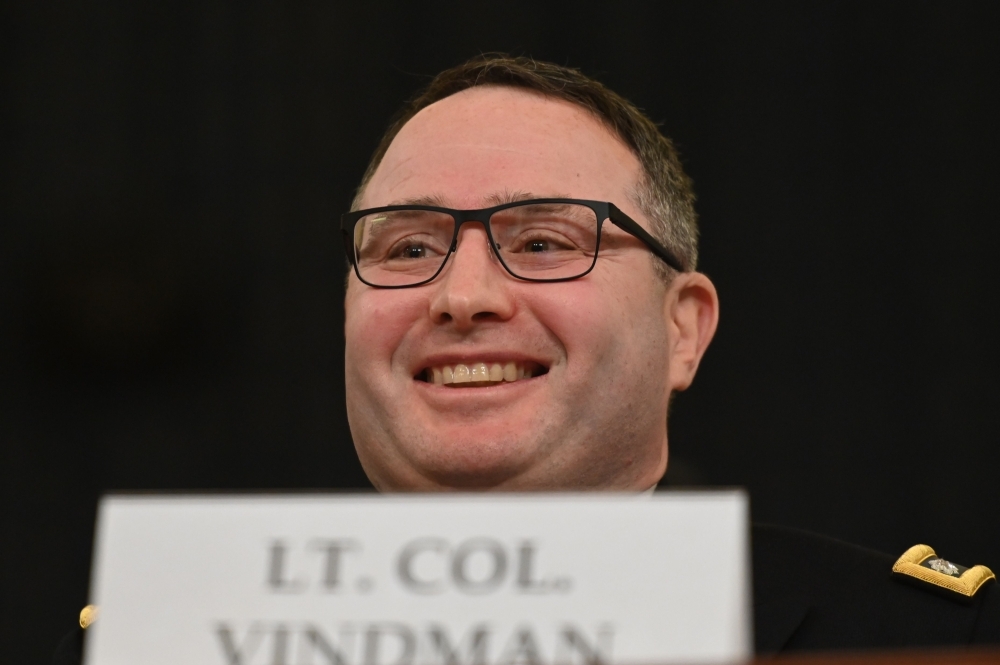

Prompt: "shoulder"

[51,606,97,665]
[52,627,84,665]
[752,523,1000,653]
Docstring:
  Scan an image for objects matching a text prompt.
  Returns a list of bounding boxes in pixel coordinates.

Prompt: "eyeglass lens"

[353,203,600,286]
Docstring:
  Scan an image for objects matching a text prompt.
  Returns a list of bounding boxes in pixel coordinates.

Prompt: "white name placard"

[85,492,751,665]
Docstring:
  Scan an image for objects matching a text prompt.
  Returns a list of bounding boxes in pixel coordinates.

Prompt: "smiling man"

[53,55,1000,664]
[343,59,718,492]
[335,55,1000,652]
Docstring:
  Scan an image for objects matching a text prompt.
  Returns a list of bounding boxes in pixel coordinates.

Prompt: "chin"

[371,435,542,491]
[423,450,538,490]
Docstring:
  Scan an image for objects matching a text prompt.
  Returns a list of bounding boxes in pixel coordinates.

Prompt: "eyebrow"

[388,194,449,207]
[386,191,575,209]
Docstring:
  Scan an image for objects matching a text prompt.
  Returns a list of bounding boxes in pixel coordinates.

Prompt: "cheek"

[533,274,662,374]
[345,288,424,376]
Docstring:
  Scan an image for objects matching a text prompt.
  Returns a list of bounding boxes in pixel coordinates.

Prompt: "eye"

[383,235,448,262]
[507,232,575,254]
[399,244,426,259]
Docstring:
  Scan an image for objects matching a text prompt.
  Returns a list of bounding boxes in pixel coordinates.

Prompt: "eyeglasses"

[340,198,684,288]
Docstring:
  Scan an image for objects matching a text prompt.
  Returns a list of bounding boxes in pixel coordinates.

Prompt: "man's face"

[345,86,710,491]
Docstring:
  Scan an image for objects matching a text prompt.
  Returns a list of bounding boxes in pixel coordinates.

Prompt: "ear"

[665,272,719,392]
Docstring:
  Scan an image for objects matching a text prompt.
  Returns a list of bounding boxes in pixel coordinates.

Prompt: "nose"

[428,222,516,330]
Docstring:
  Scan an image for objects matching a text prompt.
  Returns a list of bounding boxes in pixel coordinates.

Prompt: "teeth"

[428,361,537,386]
[503,362,517,382]
[470,362,489,381]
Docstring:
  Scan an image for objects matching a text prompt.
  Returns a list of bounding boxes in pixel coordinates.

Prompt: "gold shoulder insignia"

[79,604,99,629]
[892,544,996,602]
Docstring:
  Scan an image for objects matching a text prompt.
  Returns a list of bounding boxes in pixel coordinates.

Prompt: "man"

[343,58,715,493]
[339,55,1000,651]
[54,55,998,663]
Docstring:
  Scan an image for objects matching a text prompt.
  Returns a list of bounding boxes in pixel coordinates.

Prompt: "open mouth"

[417,361,548,387]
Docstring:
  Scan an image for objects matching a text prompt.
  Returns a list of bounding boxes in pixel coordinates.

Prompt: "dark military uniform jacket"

[54,523,1000,663]
[753,524,999,651]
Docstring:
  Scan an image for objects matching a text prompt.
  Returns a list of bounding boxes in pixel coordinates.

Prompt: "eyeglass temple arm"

[607,205,686,272]
[341,230,358,266]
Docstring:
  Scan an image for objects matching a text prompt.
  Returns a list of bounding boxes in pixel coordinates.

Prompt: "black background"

[3,2,1000,661]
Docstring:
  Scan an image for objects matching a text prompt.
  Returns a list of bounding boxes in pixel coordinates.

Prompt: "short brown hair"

[352,54,699,273]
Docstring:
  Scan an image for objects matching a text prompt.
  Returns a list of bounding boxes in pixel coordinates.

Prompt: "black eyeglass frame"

[340,198,685,289]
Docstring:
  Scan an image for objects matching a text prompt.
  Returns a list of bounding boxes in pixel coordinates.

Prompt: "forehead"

[362,86,643,209]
